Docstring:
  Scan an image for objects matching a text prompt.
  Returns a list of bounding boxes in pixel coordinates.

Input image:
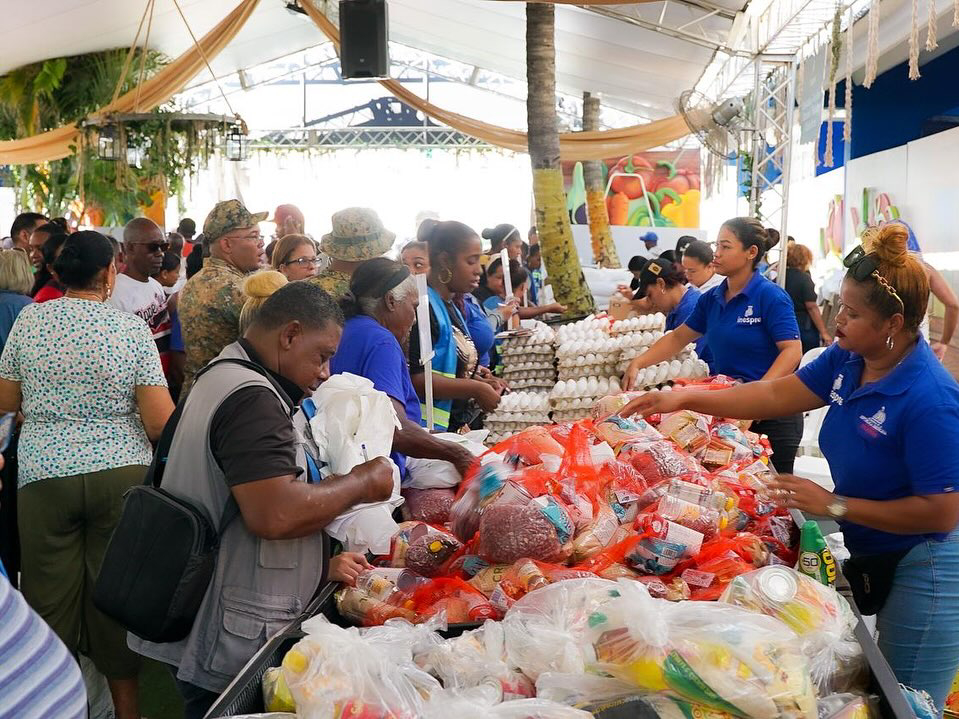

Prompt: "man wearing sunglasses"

[109,217,173,372]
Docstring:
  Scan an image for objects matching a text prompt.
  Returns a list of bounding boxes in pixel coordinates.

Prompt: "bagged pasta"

[658,410,712,455]
[571,501,620,561]
[587,579,817,719]
[593,415,663,450]
[719,567,865,693]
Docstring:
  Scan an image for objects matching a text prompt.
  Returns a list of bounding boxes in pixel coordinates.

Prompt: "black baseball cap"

[635,257,673,297]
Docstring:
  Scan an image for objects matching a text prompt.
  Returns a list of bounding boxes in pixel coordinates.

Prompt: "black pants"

[167,666,219,719]
[753,414,803,475]
[0,431,20,586]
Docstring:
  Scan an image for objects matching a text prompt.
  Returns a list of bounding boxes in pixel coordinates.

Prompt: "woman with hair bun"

[330,257,476,481]
[624,217,803,472]
[619,222,959,707]
[239,269,288,334]
[0,230,175,719]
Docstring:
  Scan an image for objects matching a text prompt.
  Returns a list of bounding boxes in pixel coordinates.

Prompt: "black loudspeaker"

[339,0,389,79]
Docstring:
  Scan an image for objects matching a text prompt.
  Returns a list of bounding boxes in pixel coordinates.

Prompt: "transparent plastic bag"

[593,415,664,450]
[262,666,295,712]
[400,487,456,525]
[502,578,621,681]
[817,693,878,719]
[588,579,817,719]
[535,672,639,706]
[422,694,594,719]
[388,521,464,577]
[282,616,441,719]
[719,567,865,694]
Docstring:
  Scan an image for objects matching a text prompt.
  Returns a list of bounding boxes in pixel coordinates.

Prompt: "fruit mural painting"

[564,150,702,228]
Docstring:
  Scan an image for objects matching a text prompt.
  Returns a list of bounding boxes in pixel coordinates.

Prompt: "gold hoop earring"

[886,335,895,351]
[438,266,453,284]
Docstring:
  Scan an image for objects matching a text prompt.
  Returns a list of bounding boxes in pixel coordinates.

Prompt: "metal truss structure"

[251,125,490,150]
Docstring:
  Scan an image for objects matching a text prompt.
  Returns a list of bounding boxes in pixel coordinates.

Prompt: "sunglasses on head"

[843,245,905,311]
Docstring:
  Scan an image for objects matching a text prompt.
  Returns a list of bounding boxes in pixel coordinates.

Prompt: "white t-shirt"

[699,272,726,293]
[109,274,170,340]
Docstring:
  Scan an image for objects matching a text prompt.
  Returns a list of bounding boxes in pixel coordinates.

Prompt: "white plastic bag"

[309,373,404,553]
[309,372,401,474]
[405,431,489,489]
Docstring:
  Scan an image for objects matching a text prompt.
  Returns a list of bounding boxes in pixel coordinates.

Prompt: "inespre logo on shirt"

[737,305,762,325]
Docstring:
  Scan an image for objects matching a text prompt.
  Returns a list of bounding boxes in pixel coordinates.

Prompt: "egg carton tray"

[502,362,556,372]
[558,369,619,380]
[503,371,556,382]
[501,346,555,358]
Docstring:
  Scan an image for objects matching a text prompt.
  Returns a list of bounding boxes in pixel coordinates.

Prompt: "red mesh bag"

[410,577,499,623]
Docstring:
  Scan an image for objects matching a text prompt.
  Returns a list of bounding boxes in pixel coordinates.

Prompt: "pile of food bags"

[261,575,872,719]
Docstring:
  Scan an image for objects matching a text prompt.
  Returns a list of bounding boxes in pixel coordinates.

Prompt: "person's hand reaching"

[328,552,372,586]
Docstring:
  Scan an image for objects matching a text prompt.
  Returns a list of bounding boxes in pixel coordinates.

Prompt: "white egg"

[681,359,693,376]
[598,377,610,394]
[572,398,583,409]
[656,364,669,385]
[584,353,596,365]
[587,377,598,393]
[653,331,664,342]
[670,359,682,374]
[661,385,672,392]
[576,377,588,394]
[610,377,621,393]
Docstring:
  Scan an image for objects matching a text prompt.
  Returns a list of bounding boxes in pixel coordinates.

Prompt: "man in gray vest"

[129,282,394,718]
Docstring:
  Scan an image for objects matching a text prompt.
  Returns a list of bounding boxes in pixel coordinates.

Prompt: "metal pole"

[776,60,797,288]
[749,60,762,218]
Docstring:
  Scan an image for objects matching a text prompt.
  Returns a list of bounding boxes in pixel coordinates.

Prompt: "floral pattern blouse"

[0,298,167,486]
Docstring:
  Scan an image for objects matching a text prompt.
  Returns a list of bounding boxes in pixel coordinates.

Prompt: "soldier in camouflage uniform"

[178,200,267,390]
[309,207,395,300]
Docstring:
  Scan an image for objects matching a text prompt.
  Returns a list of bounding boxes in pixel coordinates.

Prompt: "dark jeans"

[753,414,803,475]
[800,325,821,357]
[168,666,219,719]
[0,431,19,586]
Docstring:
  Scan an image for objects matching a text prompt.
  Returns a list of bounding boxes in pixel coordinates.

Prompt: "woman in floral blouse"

[0,230,174,719]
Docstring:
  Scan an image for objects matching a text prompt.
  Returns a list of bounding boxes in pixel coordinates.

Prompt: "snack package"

[658,410,712,455]
[667,478,732,511]
[388,522,464,577]
[644,697,738,719]
[262,666,296,712]
[591,392,648,421]
[400,487,456,525]
[593,415,663,450]
[720,567,864,693]
[588,579,818,719]
[571,501,620,562]
[282,616,441,718]
[502,578,621,681]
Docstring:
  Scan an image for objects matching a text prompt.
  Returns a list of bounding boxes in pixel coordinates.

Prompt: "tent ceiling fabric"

[0,0,737,121]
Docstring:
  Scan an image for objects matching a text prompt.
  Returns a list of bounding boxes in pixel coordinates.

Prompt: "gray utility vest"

[129,342,327,693]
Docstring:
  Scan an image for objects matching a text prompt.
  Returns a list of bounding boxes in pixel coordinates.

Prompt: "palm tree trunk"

[582,92,620,269]
[526,3,595,315]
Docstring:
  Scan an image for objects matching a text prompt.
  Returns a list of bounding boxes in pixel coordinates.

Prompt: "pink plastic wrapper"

[401,487,456,525]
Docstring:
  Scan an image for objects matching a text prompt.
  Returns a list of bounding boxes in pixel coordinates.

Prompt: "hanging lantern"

[98,123,118,160]
[225,124,246,161]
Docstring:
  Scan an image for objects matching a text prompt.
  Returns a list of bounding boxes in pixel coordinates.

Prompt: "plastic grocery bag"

[309,373,401,474]
[282,615,441,719]
[405,431,488,489]
[421,692,593,719]
[262,666,295,712]
[535,672,639,706]
[309,373,404,554]
[587,579,818,719]
[719,567,864,693]
[501,578,621,681]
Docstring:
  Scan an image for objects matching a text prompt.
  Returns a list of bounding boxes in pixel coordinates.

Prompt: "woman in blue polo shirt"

[634,256,711,368]
[616,223,959,709]
[330,257,475,480]
[624,217,803,472]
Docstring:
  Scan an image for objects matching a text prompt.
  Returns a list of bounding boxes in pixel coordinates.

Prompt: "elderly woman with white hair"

[330,257,475,483]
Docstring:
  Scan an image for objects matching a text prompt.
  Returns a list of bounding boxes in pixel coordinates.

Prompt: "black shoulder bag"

[93,358,282,643]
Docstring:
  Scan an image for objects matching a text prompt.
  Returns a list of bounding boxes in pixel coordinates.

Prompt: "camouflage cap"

[320,207,395,262]
[203,199,268,242]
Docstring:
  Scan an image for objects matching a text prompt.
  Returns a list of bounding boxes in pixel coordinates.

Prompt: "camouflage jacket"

[308,269,352,301]
[179,257,248,389]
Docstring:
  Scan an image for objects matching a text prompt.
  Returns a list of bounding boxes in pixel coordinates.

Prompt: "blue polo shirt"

[330,315,421,479]
[797,337,959,554]
[684,271,799,382]
[666,285,712,369]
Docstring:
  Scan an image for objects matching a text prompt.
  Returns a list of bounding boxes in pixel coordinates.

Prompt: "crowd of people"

[0,202,958,717]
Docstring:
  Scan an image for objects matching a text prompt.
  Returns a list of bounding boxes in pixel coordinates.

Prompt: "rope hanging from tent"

[926,0,939,50]
[300,1,689,159]
[863,0,881,88]
[844,6,853,143]
[909,0,921,79]
[171,0,238,118]
[0,0,260,165]
[823,3,842,168]
[134,0,157,111]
